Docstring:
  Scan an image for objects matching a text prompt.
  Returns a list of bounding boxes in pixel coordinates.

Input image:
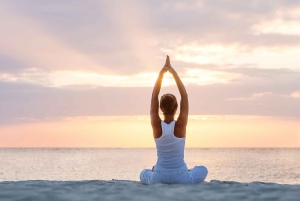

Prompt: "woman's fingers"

[163,66,169,72]
[160,66,169,74]
[162,55,172,73]
[167,55,171,66]
[164,55,171,67]
[164,55,169,67]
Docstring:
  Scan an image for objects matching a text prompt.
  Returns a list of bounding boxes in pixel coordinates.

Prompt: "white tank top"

[154,120,187,169]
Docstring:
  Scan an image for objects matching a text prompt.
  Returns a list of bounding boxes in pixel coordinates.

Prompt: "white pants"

[140,166,208,185]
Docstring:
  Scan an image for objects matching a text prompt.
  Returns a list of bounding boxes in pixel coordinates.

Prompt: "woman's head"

[160,93,178,115]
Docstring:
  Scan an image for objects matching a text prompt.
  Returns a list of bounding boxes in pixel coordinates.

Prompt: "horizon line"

[1,147,299,149]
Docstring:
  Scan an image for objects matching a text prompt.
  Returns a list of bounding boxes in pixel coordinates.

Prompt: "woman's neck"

[163,114,175,124]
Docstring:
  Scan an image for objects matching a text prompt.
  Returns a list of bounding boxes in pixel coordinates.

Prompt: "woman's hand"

[164,55,176,75]
[160,55,171,74]
[160,66,169,74]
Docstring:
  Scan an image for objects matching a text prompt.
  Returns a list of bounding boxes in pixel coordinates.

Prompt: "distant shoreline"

[1,147,300,149]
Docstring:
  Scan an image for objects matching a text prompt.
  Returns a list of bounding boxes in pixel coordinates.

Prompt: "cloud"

[0,4,112,74]
[0,0,300,124]
[0,68,239,87]
[226,92,273,101]
[0,55,31,73]
[0,1,162,74]
[290,91,300,98]
[1,0,300,76]
[253,20,300,36]
[252,6,300,35]
[0,66,299,124]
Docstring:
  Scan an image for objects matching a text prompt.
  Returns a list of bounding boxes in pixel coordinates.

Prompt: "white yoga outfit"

[140,120,208,184]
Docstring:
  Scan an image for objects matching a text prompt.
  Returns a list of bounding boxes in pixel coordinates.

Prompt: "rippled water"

[0,148,299,184]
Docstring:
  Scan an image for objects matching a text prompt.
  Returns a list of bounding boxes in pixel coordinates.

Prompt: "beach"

[1,180,300,201]
[1,1,300,200]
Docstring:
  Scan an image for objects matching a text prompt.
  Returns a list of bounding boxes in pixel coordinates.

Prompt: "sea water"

[0,148,299,184]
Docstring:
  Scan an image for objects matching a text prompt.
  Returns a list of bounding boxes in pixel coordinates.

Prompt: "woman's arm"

[150,57,169,130]
[167,57,189,126]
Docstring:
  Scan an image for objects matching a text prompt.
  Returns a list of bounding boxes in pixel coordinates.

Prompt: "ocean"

[1,148,299,184]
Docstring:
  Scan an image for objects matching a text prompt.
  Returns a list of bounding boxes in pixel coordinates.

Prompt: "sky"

[0,0,300,147]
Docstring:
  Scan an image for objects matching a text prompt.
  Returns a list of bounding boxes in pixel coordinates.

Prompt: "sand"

[0,180,299,201]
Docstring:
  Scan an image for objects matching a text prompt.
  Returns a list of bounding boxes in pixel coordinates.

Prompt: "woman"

[140,55,208,185]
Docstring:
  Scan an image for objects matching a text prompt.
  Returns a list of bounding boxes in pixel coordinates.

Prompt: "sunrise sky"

[0,0,300,147]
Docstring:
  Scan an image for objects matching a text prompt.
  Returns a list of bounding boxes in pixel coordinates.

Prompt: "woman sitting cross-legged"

[140,55,208,185]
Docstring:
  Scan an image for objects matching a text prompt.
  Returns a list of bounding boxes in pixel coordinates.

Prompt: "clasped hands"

[161,55,175,74]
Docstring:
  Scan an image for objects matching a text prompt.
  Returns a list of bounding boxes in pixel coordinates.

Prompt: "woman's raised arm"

[167,57,189,126]
[150,56,169,127]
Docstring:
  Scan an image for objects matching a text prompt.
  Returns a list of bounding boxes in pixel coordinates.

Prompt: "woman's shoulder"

[174,119,186,138]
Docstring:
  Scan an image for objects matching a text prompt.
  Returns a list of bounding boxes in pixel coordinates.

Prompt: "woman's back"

[155,120,187,169]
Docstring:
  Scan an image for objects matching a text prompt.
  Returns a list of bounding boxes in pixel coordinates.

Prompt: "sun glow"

[161,44,239,64]
[1,115,299,148]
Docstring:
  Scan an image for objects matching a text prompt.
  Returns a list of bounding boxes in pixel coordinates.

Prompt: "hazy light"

[161,44,241,64]
[0,68,239,87]
[183,68,240,85]
[227,92,273,101]
[161,43,300,70]
[1,115,299,148]
[253,20,300,35]
[290,91,300,98]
